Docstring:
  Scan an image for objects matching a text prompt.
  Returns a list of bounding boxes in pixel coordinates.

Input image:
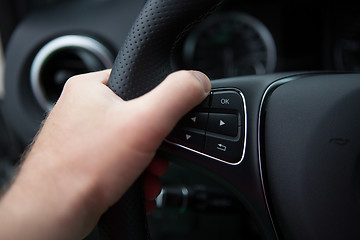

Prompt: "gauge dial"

[183,12,276,79]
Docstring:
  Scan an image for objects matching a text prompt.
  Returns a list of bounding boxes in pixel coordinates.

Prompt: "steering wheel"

[88,0,360,239]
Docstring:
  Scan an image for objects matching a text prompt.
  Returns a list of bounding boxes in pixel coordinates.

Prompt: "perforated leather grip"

[100,0,223,239]
[107,0,223,100]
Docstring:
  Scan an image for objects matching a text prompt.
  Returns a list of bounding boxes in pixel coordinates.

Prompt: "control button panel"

[166,89,246,165]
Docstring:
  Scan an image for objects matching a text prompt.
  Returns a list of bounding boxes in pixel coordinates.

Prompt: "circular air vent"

[31,35,114,111]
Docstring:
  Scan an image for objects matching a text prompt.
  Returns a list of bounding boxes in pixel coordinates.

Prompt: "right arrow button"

[207,113,238,137]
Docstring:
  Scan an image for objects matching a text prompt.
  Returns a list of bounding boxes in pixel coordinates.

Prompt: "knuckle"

[63,75,84,91]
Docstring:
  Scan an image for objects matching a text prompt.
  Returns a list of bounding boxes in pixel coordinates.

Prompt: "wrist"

[0,151,99,240]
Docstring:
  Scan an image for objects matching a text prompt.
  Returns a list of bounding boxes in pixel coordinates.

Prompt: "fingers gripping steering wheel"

[98,0,225,239]
[99,0,360,239]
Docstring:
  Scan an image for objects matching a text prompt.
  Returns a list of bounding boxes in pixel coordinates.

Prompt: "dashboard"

[174,1,360,76]
[2,0,360,239]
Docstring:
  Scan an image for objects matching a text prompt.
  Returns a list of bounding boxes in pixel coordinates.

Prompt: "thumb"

[130,70,211,142]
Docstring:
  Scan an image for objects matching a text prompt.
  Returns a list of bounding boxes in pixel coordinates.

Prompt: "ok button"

[211,91,243,111]
[220,98,230,105]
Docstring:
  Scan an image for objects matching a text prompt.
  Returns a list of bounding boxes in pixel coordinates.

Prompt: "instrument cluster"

[173,1,360,79]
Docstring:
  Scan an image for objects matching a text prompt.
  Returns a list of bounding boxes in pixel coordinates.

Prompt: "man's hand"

[0,69,211,240]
